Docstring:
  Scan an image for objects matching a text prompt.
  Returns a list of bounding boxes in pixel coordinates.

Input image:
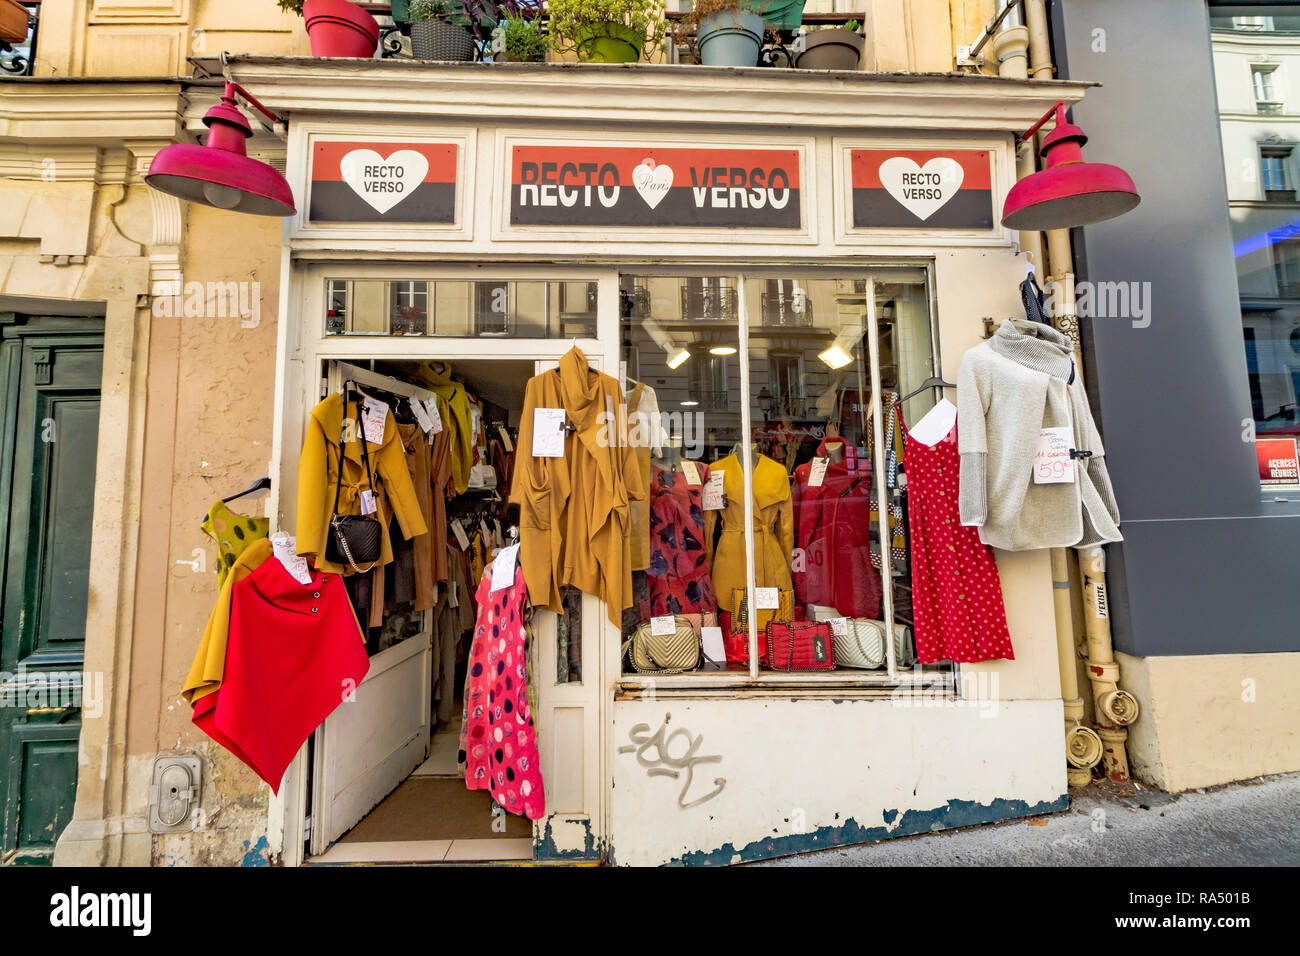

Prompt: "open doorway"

[306,356,539,864]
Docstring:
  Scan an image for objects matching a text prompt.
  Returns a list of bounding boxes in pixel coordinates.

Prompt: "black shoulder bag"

[325,385,383,572]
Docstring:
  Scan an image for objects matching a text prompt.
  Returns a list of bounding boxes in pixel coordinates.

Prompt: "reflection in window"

[1215,7,1300,481]
[617,270,945,679]
[323,278,597,337]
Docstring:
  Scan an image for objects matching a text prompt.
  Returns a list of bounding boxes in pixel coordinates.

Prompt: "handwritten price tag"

[1033,426,1075,484]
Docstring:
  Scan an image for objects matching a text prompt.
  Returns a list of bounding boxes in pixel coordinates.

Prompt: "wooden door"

[0,314,103,865]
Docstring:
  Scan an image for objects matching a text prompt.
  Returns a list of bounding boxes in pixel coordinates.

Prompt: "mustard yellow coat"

[706,452,795,617]
[418,362,473,495]
[296,392,428,575]
[183,538,272,707]
[511,347,644,627]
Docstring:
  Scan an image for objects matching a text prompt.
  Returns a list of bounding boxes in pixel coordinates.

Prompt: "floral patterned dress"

[903,417,1015,663]
[457,563,546,820]
[647,465,718,616]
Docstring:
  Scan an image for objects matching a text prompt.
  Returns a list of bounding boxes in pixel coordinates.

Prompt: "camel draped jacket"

[511,347,645,627]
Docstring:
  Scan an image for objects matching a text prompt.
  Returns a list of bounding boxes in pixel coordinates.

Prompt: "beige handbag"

[622,617,701,675]
[808,605,917,669]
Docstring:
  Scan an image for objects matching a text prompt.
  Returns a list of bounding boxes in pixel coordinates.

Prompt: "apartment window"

[1253,65,1282,113]
[1261,147,1294,199]
[1235,16,1272,31]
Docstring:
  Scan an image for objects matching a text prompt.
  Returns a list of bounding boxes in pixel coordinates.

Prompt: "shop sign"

[1257,436,1300,487]
[309,141,458,223]
[850,149,993,229]
[509,146,802,228]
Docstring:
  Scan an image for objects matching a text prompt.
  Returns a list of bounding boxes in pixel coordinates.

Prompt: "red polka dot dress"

[903,417,1014,663]
[458,564,546,820]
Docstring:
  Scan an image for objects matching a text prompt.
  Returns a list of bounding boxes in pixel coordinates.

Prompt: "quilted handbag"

[726,586,793,664]
[764,621,836,672]
[622,617,701,675]
[808,605,915,669]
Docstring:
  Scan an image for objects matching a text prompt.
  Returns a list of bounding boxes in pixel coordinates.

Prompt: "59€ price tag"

[1033,426,1075,484]
[702,471,725,510]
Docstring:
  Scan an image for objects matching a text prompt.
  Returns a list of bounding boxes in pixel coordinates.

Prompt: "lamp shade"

[146,86,296,217]
[1002,103,1138,232]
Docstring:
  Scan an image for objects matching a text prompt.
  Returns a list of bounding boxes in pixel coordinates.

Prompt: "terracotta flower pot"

[303,0,380,58]
[0,0,30,43]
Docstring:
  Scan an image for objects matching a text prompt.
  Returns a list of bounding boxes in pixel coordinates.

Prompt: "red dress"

[459,563,546,820]
[191,556,370,794]
[646,464,718,616]
[903,418,1015,663]
[791,439,882,619]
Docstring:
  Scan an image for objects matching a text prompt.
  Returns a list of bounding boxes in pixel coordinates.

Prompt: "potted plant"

[794,19,864,71]
[675,0,768,67]
[408,0,478,60]
[549,0,666,64]
[494,15,549,62]
[278,0,381,58]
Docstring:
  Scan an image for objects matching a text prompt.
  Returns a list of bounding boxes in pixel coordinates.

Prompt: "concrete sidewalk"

[754,772,1300,866]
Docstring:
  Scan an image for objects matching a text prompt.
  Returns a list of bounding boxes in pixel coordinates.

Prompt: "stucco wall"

[143,205,284,866]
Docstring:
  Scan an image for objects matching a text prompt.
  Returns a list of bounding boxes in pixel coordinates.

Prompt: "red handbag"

[764,621,836,672]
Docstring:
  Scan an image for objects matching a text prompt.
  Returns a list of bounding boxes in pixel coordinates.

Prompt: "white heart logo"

[338,148,430,215]
[632,159,674,210]
[878,157,965,221]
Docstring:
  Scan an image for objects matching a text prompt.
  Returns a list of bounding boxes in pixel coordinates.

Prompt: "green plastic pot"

[573,22,643,62]
[697,10,764,67]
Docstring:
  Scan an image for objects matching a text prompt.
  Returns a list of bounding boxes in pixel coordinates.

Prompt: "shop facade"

[197,58,1086,866]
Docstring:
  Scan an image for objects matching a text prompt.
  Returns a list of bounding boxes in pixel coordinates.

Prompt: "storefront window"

[619,268,949,681]
[323,278,598,338]
[1212,5,1300,489]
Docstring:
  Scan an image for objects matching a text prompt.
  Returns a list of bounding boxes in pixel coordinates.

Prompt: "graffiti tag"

[618,712,726,809]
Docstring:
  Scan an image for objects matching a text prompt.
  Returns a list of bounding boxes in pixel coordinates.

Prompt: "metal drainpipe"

[1021,0,1140,782]
[996,7,1102,787]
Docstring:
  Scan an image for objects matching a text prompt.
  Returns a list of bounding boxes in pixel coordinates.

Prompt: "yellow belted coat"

[297,391,428,575]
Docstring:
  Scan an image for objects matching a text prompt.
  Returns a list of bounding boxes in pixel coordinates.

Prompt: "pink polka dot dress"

[458,564,546,820]
[903,417,1015,663]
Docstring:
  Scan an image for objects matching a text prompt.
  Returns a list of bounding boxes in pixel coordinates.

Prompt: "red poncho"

[191,552,369,794]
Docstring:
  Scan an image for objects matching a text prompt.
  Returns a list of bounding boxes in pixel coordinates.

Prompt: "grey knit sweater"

[957,320,1122,551]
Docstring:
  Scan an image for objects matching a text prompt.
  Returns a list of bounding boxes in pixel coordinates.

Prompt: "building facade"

[0,0,1294,868]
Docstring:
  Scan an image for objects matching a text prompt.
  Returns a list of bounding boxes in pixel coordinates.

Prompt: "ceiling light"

[666,347,691,369]
[709,345,737,356]
[680,400,699,407]
[818,343,853,369]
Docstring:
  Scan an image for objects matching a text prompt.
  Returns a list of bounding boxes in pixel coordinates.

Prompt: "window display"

[615,269,990,679]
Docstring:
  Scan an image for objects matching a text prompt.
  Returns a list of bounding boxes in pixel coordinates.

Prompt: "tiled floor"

[411,719,461,777]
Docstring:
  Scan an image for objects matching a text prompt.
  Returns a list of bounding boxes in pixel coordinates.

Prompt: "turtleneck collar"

[988,319,1075,382]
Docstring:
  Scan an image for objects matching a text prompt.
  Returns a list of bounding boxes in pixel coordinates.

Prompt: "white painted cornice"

[205,57,1096,133]
[0,80,186,144]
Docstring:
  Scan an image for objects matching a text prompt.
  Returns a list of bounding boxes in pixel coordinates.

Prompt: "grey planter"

[410,19,477,61]
[795,28,863,71]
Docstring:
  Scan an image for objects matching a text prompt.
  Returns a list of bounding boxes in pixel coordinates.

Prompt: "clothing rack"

[327,359,437,404]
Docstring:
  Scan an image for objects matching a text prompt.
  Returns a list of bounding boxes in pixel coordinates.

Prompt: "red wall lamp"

[146,82,296,217]
[1002,101,1139,231]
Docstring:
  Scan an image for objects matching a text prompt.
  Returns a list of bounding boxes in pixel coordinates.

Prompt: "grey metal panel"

[1051,0,1300,655]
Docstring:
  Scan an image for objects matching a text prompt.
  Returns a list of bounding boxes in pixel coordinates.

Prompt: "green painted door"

[0,314,103,866]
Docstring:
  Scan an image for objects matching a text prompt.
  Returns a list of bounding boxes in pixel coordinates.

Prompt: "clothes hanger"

[900,376,956,403]
[221,476,271,504]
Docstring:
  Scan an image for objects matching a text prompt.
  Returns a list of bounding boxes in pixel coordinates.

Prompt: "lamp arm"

[1018,100,1066,145]
[224,82,284,126]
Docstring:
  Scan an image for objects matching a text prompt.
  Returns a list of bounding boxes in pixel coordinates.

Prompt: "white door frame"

[273,261,621,865]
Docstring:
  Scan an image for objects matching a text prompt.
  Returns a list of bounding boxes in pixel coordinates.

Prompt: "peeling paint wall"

[612,697,1068,866]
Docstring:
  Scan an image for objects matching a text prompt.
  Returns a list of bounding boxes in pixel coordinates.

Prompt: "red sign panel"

[309,141,458,223]
[850,149,993,229]
[509,145,802,228]
[1257,436,1300,487]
